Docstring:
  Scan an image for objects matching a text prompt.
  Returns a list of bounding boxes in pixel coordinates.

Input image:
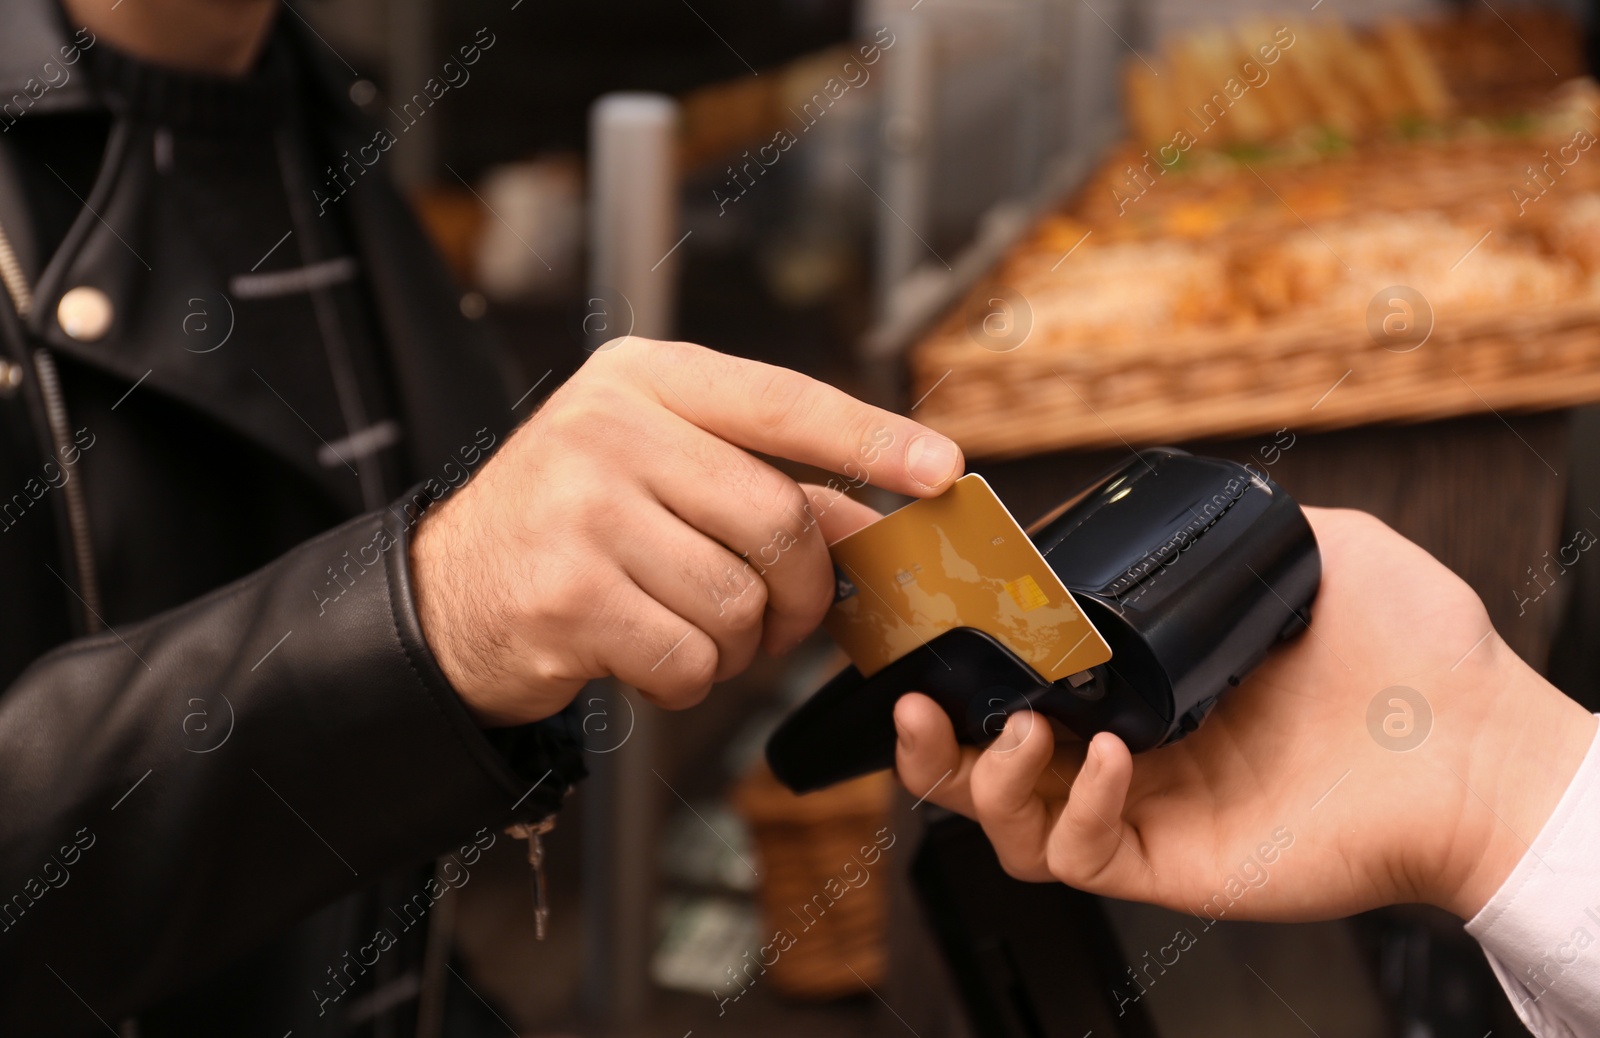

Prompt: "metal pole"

[876,14,935,322]
[580,92,680,1026]
[588,93,681,344]
[579,684,661,1026]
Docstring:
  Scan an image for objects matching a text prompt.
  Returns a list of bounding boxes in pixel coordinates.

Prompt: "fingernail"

[906,434,960,490]
[895,716,916,754]
[994,711,1026,751]
[1084,737,1103,774]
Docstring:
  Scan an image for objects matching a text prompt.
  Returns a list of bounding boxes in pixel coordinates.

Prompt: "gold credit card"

[824,474,1112,681]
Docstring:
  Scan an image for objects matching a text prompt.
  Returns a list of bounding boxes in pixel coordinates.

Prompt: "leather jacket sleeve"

[0,493,586,1029]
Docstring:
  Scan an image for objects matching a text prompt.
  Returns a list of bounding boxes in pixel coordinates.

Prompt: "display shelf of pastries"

[910,9,1600,457]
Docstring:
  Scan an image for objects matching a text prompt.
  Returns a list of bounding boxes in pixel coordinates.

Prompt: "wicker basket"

[731,762,894,999]
[909,10,1600,459]
[917,294,1600,458]
[911,97,1600,457]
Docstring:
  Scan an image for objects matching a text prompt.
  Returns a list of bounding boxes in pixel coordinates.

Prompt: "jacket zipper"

[0,213,30,316]
[0,215,105,633]
[507,817,557,940]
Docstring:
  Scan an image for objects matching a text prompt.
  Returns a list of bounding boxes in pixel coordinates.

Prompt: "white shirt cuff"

[1465,713,1600,1038]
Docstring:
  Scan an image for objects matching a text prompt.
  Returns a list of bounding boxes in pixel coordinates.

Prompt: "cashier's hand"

[895,507,1597,922]
[411,337,953,727]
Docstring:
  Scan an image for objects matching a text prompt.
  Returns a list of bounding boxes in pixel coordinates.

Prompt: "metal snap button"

[57,286,113,342]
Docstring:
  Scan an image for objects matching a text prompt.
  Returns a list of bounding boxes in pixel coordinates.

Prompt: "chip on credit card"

[823,474,1112,681]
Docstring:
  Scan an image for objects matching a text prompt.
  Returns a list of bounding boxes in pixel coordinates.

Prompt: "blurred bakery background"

[303,0,1600,1034]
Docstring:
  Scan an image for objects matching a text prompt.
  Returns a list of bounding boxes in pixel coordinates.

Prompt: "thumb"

[802,482,883,545]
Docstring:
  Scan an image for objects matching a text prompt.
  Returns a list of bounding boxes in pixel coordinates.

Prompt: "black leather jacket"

[0,5,585,1035]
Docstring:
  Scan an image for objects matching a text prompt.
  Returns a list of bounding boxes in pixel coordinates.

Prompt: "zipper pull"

[506,817,556,940]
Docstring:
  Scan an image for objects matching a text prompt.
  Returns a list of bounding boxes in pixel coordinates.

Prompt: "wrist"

[1432,641,1596,919]
[409,498,513,727]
